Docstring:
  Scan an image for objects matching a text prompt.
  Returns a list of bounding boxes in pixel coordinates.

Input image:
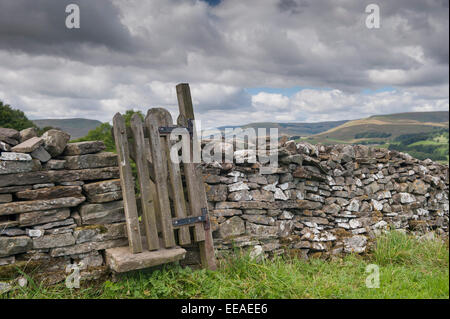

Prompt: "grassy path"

[2,232,449,299]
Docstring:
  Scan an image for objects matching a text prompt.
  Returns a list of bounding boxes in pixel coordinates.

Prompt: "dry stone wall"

[203,141,449,260]
[1,127,127,284]
[1,126,449,283]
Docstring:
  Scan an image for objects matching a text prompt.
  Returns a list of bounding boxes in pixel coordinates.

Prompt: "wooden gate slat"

[130,114,160,251]
[112,113,143,254]
[176,83,217,270]
[159,111,192,246]
[145,108,176,248]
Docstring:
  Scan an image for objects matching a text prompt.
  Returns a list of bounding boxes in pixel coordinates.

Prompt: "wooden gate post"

[112,113,143,254]
[176,83,217,271]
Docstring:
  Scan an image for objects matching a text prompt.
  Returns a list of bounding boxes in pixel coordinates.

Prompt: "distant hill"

[216,120,348,137]
[304,111,449,145]
[32,118,102,139]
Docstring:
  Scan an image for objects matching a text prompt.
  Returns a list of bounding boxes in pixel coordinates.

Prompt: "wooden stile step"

[105,244,186,273]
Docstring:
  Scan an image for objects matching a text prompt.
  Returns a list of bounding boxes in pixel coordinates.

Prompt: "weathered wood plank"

[112,113,143,254]
[106,245,186,273]
[159,111,191,246]
[145,108,176,248]
[130,114,160,251]
[176,83,217,270]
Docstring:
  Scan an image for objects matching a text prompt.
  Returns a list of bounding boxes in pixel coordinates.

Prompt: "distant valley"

[32,118,102,139]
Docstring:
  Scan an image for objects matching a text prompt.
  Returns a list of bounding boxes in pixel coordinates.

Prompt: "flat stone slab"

[11,136,44,153]
[31,146,51,163]
[0,194,12,203]
[0,196,85,216]
[15,185,82,200]
[83,179,121,195]
[0,152,32,161]
[0,167,119,187]
[19,208,71,227]
[0,159,36,175]
[63,152,118,170]
[0,128,19,145]
[105,245,186,273]
[63,141,106,155]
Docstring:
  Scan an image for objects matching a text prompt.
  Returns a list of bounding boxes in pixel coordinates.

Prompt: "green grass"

[2,231,448,299]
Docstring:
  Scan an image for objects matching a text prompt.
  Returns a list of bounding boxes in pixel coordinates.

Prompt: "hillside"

[304,111,449,145]
[217,120,348,138]
[32,118,102,139]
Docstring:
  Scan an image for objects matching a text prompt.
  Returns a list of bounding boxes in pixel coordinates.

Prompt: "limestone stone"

[343,235,367,253]
[42,129,71,157]
[87,191,123,203]
[19,127,37,142]
[246,222,278,237]
[228,181,249,192]
[59,181,85,186]
[0,194,12,203]
[409,179,429,195]
[11,137,44,153]
[0,152,32,161]
[33,218,75,230]
[249,190,274,201]
[228,190,252,201]
[0,256,15,266]
[0,227,25,236]
[63,152,118,170]
[371,199,384,211]
[33,183,55,189]
[26,229,44,238]
[83,179,121,195]
[278,211,294,220]
[0,167,120,187]
[218,216,245,238]
[0,141,11,152]
[50,238,128,257]
[72,251,104,268]
[0,128,20,145]
[242,214,275,226]
[73,223,126,244]
[206,184,228,202]
[79,200,125,225]
[393,192,416,204]
[15,186,82,200]
[30,146,51,163]
[0,158,36,175]
[274,189,288,201]
[63,141,106,155]
[19,208,71,227]
[347,199,360,212]
[43,159,66,170]
[212,209,242,217]
[0,236,32,257]
[0,197,85,216]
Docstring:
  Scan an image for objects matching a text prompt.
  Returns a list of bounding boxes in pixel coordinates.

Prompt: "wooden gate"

[105,84,216,272]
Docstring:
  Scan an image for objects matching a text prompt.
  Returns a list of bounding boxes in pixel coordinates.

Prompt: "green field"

[300,111,449,163]
[2,231,448,299]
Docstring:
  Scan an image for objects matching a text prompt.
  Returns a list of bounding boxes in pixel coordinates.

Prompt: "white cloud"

[0,0,447,127]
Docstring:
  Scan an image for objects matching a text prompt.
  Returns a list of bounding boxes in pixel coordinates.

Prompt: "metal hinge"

[172,208,210,230]
[158,119,193,136]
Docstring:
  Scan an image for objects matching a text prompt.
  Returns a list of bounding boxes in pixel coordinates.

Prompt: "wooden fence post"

[112,113,143,254]
[176,83,217,271]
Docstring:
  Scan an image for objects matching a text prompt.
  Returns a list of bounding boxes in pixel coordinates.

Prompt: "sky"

[0,0,448,129]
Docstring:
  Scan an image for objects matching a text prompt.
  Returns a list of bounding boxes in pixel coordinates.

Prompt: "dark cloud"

[0,0,447,126]
[0,0,136,56]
